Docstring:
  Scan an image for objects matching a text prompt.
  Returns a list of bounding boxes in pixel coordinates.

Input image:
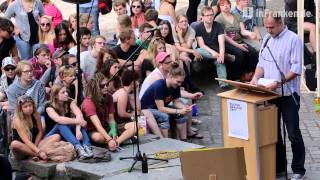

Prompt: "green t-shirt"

[215,13,243,43]
[136,39,149,50]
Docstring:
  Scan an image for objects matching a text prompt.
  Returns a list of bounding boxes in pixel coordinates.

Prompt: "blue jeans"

[46,124,91,146]
[14,35,34,60]
[195,48,228,87]
[79,5,100,36]
[148,109,170,129]
[274,93,305,175]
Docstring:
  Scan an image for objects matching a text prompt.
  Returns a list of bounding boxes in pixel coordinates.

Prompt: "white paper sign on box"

[227,99,249,140]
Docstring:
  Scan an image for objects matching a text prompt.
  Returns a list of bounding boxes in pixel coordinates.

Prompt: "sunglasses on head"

[4,66,16,71]
[17,95,34,105]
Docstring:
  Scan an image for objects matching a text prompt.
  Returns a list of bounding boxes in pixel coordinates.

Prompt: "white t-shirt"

[139,68,165,100]
[80,51,97,82]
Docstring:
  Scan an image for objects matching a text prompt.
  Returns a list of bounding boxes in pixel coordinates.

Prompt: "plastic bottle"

[142,153,148,173]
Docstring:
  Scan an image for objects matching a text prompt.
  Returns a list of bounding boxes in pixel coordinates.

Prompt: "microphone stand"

[266,46,299,180]
[106,32,168,173]
[76,0,83,105]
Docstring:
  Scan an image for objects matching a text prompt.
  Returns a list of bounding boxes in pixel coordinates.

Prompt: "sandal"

[187,132,204,139]
[191,127,198,132]
[192,119,202,125]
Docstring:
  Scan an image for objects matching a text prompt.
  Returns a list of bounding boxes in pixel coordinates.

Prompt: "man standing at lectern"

[250,11,306,180]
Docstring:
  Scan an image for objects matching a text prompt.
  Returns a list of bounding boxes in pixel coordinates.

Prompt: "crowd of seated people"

[4,0,308,165]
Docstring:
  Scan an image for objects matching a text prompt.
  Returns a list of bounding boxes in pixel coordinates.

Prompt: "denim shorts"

[148,109,187,129]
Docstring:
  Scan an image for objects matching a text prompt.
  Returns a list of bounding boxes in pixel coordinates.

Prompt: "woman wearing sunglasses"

[0,57,17,110]
[38,15,55,54]
[130,0,145,29]
[82,73,135,151]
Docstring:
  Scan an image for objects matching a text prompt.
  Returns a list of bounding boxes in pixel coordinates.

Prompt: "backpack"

[41,141,76,162]
[98,0,112,15]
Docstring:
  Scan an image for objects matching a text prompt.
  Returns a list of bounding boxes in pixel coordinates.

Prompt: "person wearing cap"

[139,52,172,100]
[30,44,52,80]
[40,49,69,93]
[0,57,17,110]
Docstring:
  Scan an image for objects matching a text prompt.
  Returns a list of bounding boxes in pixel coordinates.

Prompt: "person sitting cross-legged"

[10,96,60,160]
[81,73,136,151]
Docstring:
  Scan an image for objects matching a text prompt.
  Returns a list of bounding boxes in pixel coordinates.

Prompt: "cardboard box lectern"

[217,79,278,180]
[180,147,246,180]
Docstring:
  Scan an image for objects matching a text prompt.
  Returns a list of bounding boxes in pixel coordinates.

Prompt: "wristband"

[108,121,117,137]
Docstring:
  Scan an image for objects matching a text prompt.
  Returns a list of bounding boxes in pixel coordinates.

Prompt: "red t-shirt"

[81,95,115,131]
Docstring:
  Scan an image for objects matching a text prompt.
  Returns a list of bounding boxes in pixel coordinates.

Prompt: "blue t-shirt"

[140,79,180,109]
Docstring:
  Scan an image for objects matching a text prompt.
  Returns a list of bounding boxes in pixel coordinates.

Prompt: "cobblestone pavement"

[54,0,320,179]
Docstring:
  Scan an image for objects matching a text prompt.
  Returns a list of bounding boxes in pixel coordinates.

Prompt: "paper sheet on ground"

[227,99,249,140]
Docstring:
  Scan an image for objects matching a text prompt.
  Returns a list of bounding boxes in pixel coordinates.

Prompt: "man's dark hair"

[79,27,91,37]
[121,70,139,86]
[0,17,14,32]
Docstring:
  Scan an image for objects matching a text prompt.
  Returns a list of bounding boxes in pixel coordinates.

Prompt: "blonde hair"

[38,15,55,44]
[16,61,33,77]
[14,96,39,141]
[147,37,166,66]
[59,65,76,79]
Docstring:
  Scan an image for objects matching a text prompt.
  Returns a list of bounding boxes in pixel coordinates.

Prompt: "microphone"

[146,25,163,33]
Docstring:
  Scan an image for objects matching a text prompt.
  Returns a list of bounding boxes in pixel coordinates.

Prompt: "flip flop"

[191,127,198,132]
[187,132,203,139]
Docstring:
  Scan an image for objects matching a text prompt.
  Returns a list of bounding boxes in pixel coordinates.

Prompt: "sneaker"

[76,146,89,160]
[83,145,94,157]
[291,173,305,180]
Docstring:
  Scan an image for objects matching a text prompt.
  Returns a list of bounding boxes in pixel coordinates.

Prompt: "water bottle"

[138,115,147,136]
[192,104,199,116]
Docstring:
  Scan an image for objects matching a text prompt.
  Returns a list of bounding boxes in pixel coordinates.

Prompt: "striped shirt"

[257,27,303,96]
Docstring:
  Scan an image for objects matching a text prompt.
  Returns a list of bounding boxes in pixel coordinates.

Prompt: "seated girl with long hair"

[44,84,93,159]
[82,73,135,151]
[10,96,60,160]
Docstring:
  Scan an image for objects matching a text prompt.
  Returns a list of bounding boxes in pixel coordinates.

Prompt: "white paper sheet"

[227,99,249,140]
[257,78,278,87]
